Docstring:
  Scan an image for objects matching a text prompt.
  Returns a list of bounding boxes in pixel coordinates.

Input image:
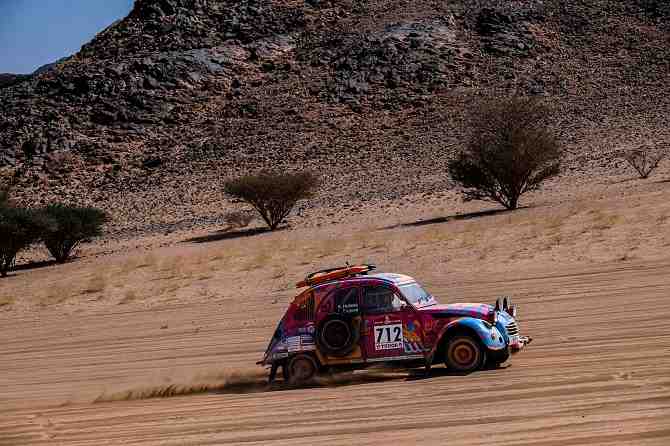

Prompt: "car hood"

[419,303,494,320]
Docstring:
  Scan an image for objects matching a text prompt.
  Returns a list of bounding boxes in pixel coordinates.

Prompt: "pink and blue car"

[259,265,531,384]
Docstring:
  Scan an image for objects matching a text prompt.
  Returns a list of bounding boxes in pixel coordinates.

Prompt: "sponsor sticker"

[298,325,316,334]
[337,302,360,315]
[404,341,424,354]
[287,336,301,352]
[286,335,316,352]
[374,323,403,350]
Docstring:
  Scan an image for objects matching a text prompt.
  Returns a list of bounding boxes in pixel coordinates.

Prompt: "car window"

[294,292,316,321]
[362,286,404,314]
[399,282,436,306]
[333,287,360,315]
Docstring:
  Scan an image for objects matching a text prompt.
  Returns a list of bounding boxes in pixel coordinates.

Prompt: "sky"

[0,0,134,74]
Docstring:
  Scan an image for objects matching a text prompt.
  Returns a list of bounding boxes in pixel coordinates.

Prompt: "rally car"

[259,265,531,384]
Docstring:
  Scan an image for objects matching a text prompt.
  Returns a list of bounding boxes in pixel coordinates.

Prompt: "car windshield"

[399,282,437,307]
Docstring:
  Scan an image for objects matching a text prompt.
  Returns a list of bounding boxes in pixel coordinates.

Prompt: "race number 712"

[374,323,403,350]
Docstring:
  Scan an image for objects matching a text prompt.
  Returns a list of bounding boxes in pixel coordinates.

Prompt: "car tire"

[286,354,318,385]
[316,314,360,357]
[486,345,510,369]
[445,335,486,373]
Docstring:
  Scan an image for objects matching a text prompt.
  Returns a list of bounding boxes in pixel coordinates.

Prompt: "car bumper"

[487,344,510,364]
[510,335,532,353]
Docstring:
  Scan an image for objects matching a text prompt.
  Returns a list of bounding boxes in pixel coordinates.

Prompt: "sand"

[1,170,669,445]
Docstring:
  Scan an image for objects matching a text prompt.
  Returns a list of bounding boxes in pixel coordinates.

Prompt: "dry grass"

[118,290,137,305]
[271,268,287,279]
[419,226,454,244]
[3,180,670,313]
[156,256,182,279]
[317,237,343,258]
[40,283,74,307]
[119,254,157,274]
[589,209,623,231]
[82,272,107,295]
[239,244,273,271]
[158,281,182,296]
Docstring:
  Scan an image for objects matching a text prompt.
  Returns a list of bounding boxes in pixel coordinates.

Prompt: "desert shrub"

[40,204,109,263]
[0,168,14,209]
[223,171,318,230]
[622,147,666,179]
[0,207,47,277]
[0,188,8,209]
[223,210,255,230]
[448,96,561,210]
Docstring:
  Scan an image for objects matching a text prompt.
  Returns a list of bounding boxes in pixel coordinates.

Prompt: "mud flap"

[268,364,279,384]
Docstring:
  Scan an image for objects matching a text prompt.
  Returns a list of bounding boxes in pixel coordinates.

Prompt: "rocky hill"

[1,0,669,234]
[0,73,29,89]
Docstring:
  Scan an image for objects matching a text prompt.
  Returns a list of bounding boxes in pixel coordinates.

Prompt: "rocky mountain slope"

[1,0,669,234]
[0,73,29,89]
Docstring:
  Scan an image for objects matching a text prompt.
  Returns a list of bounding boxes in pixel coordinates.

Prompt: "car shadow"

[382,207,519,230]
[182,226,274,244]
[404,364,511,381]
[199,366,512,397]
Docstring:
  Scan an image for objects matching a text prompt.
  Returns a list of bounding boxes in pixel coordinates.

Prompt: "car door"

[360,285,423,362]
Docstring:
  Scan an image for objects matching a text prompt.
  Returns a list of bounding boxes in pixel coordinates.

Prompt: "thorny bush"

[448,96,561,210]
[224,171,318,230]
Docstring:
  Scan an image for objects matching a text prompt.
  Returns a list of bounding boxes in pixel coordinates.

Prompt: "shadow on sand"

[2,259,61,278]
[382,207,519,230]
[13,259,59,272]
[182,226,274,244]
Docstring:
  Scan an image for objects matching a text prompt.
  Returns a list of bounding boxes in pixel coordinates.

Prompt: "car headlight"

[492,310,499,325]
[490,326,501,341]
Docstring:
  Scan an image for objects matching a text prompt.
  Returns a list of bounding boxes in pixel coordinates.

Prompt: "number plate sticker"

[374,323,404,350]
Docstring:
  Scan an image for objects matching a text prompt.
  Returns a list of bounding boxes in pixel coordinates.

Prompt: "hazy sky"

[0,0,134,73]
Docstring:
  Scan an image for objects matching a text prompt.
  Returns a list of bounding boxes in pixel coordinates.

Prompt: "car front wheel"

[286,354,318,385]
[445,335,486,373]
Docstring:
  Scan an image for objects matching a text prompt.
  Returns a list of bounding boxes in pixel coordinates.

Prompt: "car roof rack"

[296,264,376,288]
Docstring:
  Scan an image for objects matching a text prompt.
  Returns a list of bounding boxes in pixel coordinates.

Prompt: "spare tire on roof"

[317,313,360,357]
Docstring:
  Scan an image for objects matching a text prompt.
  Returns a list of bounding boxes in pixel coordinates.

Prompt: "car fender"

[427,317,505,364]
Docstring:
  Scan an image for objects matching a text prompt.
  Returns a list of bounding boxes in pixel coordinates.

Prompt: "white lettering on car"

[374,323,403,350]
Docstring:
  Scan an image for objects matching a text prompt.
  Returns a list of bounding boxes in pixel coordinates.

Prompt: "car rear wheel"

[445,336,486,373]
[286,354,318,385]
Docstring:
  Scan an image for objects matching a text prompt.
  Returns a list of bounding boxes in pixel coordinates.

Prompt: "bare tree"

[448,96,561,210]
[223,210,255,231]
[622,146,667,179]
[224,171,318,230]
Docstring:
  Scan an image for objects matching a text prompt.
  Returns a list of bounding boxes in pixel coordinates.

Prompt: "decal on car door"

[403,319,425,353]
[374,322,403,350]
